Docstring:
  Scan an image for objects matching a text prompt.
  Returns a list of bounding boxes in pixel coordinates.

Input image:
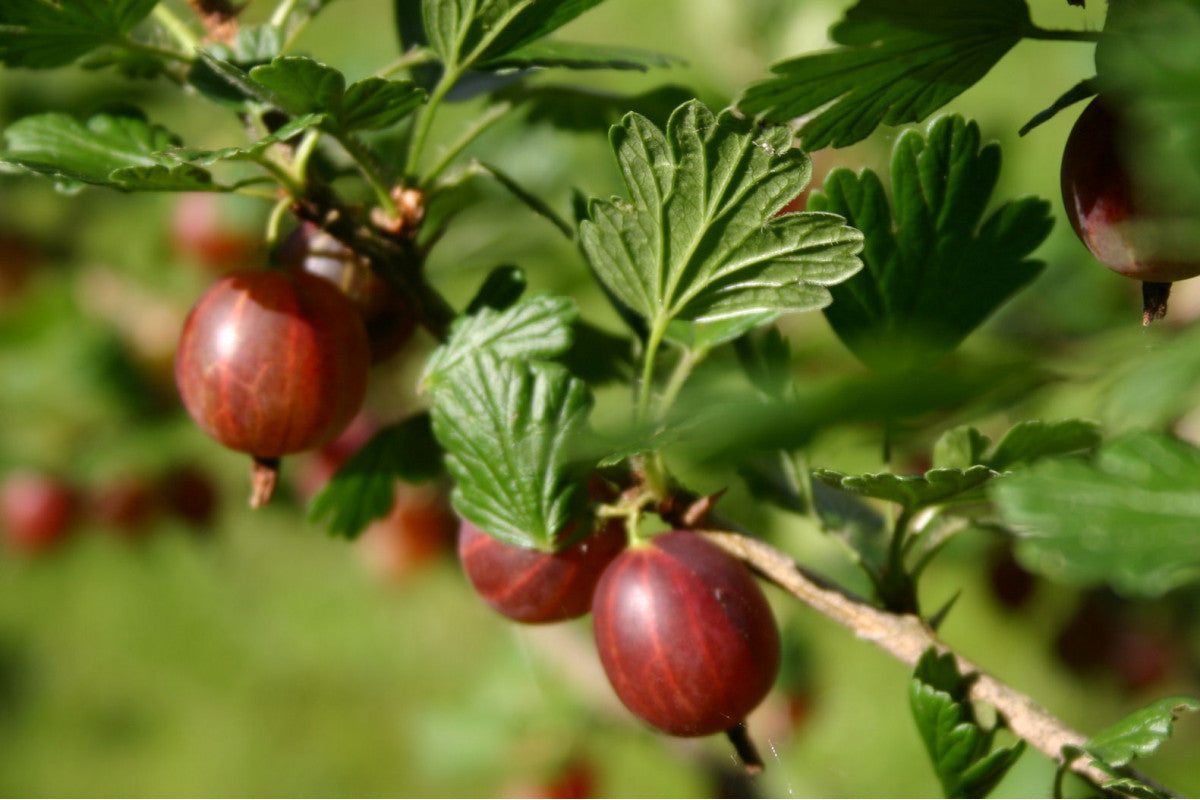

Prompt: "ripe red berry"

[174,269,370,505]
[1061,97,1200,321]
[591,530,780,737]
[357,481,458,580]
[88,475,158,538]
[159,463,219,529]
[0,471,77,555]
[171,193,261,274]
[457,519,626,623]
[279,222,416,362]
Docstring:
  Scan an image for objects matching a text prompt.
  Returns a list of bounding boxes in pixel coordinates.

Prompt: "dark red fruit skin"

[591,530,781,737]
[0,471,77,554]
[1061,97,1200,282]
[88,476,158,538]
[160,464,219,528]
[174,269,370,458]
[358,481,458,580]
[457,519,626,623]
[279,223,416,362]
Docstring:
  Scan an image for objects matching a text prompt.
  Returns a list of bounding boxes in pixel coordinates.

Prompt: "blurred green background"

[2,0,1199,796]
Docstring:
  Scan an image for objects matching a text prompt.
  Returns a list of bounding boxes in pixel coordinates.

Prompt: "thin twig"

[698,530,1126,793]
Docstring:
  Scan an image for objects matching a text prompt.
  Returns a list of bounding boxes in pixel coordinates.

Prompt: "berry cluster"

[458,516,781,749]
[0,464,219,556]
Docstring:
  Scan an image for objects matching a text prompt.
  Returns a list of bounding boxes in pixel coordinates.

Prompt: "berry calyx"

[457,519,626,623]
[174,269,370,506]
[591,530,780,738]
[1061,96,1200,323]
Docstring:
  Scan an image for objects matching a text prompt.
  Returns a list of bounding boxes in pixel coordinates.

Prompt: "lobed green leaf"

[815,465,996,512]
[992,432,1200,596]
[430,354,592,550]
[1084,697,1200,769]
[0,110,236,192]
[579,100,863,334]
[813,115,1051,371]
[421,295,577,390]
[909,649,1026,798]
[249,56,426,133]
[738,0,1032,149]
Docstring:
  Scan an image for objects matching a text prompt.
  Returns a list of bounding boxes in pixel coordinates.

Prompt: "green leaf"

[579,100,863,333]
[665,313,777,353]
[910,649,1027,799]
[421,295,577,391]
[0,110,228,192]
[0,0,159,68]
[992,432,1200,596]
[933,426,992,471]
[985,419,1102,471]
[738,0,1032,150]
[1084,697,1200,769]
[479,38,678,71]
[430,354,592,550]
[307,415,444,540]
[812,115,1051,371]
[249,56,426,133]
[465,265,527,314]
[422,0,611,70]
[815,465,996,512]
[107,164,219,191]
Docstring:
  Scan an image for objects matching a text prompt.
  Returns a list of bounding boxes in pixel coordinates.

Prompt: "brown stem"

[725,722,764,775]
[698,530,1129,793]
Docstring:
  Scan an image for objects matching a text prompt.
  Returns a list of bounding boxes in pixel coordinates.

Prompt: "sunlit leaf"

[738,0,1033,150]
[579,100,863,333]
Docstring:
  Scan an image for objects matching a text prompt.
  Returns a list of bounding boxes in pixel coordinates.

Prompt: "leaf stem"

[118,36,193,64]
[152,4,200,52]
[405,67,461,182]
[424,103,513,186]
[269,0,304,29]
[247,152,305,200]
[377,47,438,78]
[334,132,398,219]
[636,317,669,424]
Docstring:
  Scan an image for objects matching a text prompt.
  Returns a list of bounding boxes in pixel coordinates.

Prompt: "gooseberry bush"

[2,0,1200,795]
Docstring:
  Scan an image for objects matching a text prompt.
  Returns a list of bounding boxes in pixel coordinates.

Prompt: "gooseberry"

[591,530,780,737]
[279,222,416,362]
[457,519,626,623]
[0,471,77,554]
[174,269,370,506]
[1061,96,1200,321]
